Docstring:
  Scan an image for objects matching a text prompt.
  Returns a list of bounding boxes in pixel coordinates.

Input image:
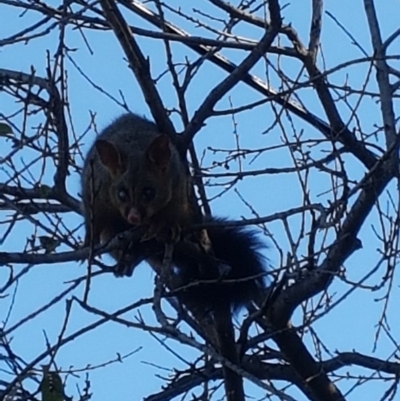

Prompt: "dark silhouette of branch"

[98,0,175,138]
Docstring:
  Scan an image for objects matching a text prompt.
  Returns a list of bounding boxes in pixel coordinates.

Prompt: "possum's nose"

[127,207,141,225]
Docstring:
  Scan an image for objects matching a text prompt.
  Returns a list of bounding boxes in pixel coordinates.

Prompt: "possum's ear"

[146,134,171,171]
[95,140,125,176]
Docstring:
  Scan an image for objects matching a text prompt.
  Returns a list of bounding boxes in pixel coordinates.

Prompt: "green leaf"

[0,122,13,137]
[39,236,61,253]
[38,185,53,198]
[40,369,64,401]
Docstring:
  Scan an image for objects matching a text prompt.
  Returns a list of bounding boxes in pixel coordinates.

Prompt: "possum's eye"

[141,186,156,203]
[117,188,129,202]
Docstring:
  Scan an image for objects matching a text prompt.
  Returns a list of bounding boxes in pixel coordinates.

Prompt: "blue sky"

[1,1,400,400]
